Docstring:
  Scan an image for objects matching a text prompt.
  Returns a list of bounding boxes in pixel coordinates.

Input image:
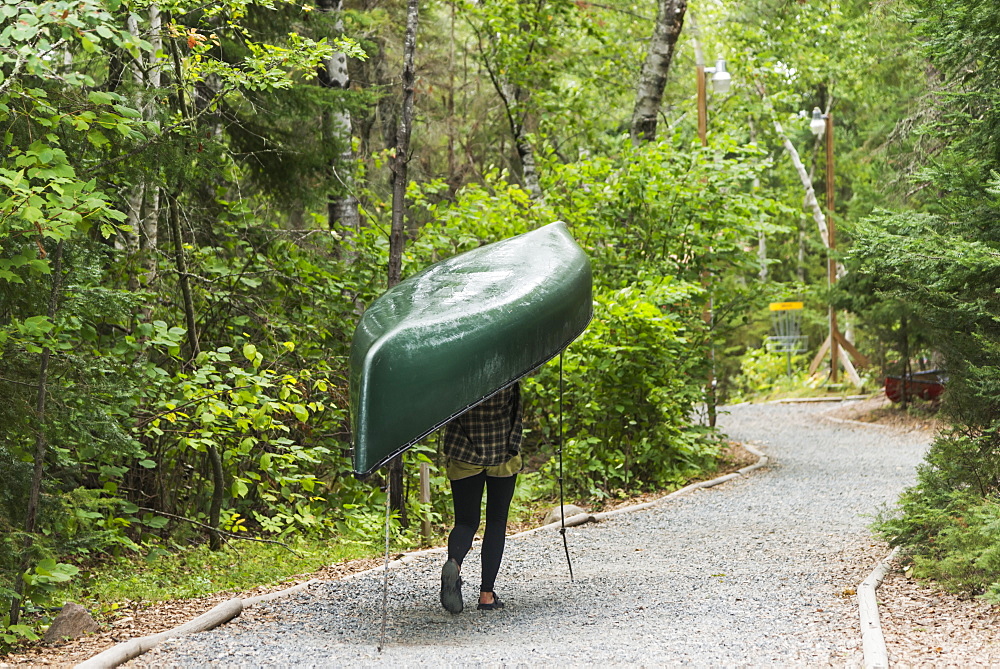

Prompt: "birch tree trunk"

[318,0,360,249]
[755,82,846,277]
[141,5,161,292]
[630,0,687,144]
[471,3,545,203]
[122,5,162,291]
[749,116,767,281]
[497,80,544,202]
[385,0,420,526]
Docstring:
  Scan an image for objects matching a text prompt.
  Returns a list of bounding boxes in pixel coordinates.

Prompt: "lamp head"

[809,107,826,137]
[711,59,731,93]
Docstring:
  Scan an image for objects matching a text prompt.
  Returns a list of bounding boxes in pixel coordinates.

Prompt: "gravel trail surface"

[133,401,930,667]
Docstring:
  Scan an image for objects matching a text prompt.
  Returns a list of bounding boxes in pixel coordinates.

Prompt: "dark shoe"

[440,558,463,614]
[476,593,504,611]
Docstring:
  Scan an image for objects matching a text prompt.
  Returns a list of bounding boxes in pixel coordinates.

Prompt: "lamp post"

[696,56,730,426]
[810,106,839,383]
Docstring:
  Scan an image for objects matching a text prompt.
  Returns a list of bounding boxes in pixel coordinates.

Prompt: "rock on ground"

[43,603,99,643]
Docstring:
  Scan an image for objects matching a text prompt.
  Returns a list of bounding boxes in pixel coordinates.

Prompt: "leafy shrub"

[878,486,1000,603]
[876,424,1000,601]
[730,346,811,401]
[525,281,719,500]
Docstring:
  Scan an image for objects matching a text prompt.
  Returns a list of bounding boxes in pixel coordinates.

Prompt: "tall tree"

[630,0,687,143]
[463,0,574,202]
[385,0,421,524]
[317,0,361,245]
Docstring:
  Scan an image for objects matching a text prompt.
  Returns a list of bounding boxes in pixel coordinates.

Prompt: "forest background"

[3,0,1000,648]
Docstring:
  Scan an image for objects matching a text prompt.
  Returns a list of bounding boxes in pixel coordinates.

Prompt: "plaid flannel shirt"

[442,382,523,467]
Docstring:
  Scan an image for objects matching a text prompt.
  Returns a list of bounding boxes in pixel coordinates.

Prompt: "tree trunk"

[497,80,544,202]
[317,0,360,251]
[630,0,687,144]
[121,6,162,291]
[748,116,767,281]
[385,0,420,527]
[471,2,546,203]
[167,192,225,549]
[9,242,63,626]
[140,5,162,289]
[900,314,909,411]
[755,83,846,277]
[797,223,806,282]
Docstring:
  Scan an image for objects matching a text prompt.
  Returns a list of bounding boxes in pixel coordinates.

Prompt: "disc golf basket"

[766,302,808,377]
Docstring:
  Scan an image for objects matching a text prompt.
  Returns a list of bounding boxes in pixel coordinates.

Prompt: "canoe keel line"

[349,221,594,477]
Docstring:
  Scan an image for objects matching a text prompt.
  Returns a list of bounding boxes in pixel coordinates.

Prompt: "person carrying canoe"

[439,381,523,614]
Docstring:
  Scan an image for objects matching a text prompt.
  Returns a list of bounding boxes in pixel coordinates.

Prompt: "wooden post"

[419,462,431,544]
[696,61,715,425]
[697,63,707,147]
[826,113,839,384]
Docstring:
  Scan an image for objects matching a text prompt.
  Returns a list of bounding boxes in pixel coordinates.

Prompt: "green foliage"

[139,342,341,535]
[730,346,811,401]
[877,485,1000,603]
[64,536,375,605]
[857,0,1000,600]
[525,282,720,499]
[1,559,79,649]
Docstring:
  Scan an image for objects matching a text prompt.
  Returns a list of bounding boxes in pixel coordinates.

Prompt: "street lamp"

[809,106,827,137]
[695,56,731,427]
[710,59,731,93]
[697,58,731,146]
[804,107,870,386]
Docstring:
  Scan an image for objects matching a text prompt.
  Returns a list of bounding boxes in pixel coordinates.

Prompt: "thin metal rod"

[558,351,574,582]
[378,489,391,652]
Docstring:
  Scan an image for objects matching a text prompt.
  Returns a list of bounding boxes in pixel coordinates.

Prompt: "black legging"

[448,470,517,594]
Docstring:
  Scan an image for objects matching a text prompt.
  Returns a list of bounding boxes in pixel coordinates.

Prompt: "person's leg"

[448,471,486,566]
[479,473,517,603]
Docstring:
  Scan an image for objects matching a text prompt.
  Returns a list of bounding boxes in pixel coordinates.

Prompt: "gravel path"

[132,401,930,667]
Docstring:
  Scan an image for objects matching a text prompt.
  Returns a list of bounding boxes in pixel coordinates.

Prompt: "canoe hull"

[350,222,592,476]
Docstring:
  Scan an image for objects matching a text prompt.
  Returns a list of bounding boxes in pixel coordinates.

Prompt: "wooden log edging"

[513,441,770,532]
[769,394,872,404]
[74,579,320,669]
[858,547,898,669]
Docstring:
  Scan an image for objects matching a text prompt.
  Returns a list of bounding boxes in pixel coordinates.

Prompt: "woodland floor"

[825,395,1000,666]
[2,393,994,667]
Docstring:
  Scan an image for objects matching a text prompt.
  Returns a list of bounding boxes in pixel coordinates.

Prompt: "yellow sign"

[769,301,804,311]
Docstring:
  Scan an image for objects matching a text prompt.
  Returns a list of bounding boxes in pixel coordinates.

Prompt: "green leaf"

[19,315,53,336]
[22,206,42,222]
[87,91,116,106]
[231,479,250,498]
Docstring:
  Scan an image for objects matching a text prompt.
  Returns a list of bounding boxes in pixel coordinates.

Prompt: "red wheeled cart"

[884,369,946,403]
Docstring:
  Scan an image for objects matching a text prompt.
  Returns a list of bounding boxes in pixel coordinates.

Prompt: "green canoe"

[349,221,593,476]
